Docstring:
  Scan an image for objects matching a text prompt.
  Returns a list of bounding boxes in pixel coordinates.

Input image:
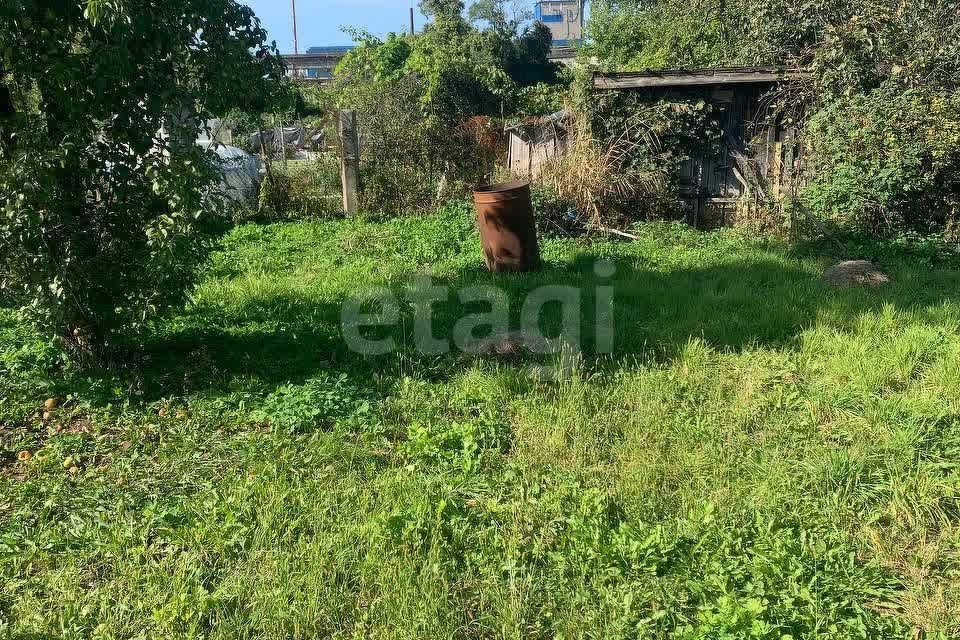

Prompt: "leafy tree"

[0,0,284,361]
[419,0,467,25]
[507,22,559,87]
[330,1,563,212]
[585,0,742,69]
[337,3,558,121]
[468,0,533,35]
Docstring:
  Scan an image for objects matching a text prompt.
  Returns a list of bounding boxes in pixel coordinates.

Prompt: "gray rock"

[824,260,890,288]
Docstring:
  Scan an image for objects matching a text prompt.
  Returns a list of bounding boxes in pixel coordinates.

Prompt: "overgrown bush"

[583,0,960,238]
[536,111,674,229]
[255,157,343,221]
[586,0,741,70]
[345,73,441,215]
[327,1,564,214]
[343,73,497,215]
[516,81,569,117]
[802,85,960,235]
[561,91,724,225]
[287,157,344,219]
[0,0,284,362]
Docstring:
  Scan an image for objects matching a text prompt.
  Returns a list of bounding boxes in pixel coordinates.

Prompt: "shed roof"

[593,67,810,90]
[305,46,355,55]
[504,109,571,134]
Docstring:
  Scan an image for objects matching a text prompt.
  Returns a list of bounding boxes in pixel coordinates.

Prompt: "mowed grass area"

[2,205,960,639]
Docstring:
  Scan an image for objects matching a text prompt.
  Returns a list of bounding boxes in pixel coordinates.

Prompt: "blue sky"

[242,1,430,52]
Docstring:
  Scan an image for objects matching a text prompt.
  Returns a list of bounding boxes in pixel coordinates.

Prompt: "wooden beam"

[782,126,796,199]
[593,68,809,90]
[724,130,770,201]
[338,110,360,216]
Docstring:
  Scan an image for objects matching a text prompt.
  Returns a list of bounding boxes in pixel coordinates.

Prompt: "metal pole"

[291,0,299,55]
[289,0,299,77]
[410,7,415,35]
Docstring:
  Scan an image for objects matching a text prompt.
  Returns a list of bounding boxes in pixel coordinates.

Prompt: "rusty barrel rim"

[472,180,531,204]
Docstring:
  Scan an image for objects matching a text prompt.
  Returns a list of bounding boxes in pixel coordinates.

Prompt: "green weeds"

[2,210,960,638]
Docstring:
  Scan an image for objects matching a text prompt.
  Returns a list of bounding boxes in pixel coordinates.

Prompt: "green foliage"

[257,169,291,220]
[515,82,567,116]
[255,158,343,222]
[584,0,960,237]
[467,0,534,32]
[498,22,561,89]
[338,73,441,214]
[735,0,960,94]
[419,0,467,22]
[284,157,344,219]
[593,93,724,173]
[585,0,743,70]
[254,373,367,434]
[397,388,511,471]
[335,20,508,123]
[331,28,502,212]
[588,0,960,81]
[4,213,960,636]
[802,85,960,234]
[328,3,562,213]
[582,91,723,222]
[0,0,284,361]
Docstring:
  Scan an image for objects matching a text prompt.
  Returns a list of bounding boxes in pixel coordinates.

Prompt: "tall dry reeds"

[536,109,668,229]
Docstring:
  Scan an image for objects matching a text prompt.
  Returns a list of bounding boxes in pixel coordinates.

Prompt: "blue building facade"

[534,1,584,43]
[301,46,355,79]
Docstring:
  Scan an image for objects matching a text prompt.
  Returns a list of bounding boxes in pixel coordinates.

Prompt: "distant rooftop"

[593,67,810,90]
[305,46,355,55]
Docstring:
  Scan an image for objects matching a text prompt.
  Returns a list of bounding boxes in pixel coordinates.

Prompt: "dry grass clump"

[536,111,668,229]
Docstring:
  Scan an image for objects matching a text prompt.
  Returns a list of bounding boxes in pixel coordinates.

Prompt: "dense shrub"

[571,91,724,224]
[346,73,441,215]
[255,157,343,222]
[328,0,564,214]
[516,81,569,117]
[0,0,283,361]
[802,85,960,235]
[586,0,741,70]
[286,157,344,219]
[536,113,675,229]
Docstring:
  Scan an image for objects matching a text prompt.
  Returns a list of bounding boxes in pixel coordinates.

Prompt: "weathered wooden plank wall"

[506,114,570,179]
[676,86,804,229]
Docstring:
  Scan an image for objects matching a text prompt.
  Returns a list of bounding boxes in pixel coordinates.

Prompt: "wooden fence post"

[338,110,360,216]
[782,126,796,201]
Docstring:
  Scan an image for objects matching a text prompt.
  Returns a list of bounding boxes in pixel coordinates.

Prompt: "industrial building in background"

[534,0,585,45]
[283,46,355,80]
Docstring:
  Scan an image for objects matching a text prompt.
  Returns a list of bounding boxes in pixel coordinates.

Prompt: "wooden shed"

[506,110,571,179]
[593,67,810,228]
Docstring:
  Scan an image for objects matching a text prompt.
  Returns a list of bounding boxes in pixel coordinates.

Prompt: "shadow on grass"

[130,251,959,400]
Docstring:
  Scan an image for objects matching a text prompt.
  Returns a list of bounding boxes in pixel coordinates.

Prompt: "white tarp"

[204,144,260,208]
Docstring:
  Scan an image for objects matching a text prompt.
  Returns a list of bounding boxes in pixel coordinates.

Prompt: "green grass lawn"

[2,205,960,639]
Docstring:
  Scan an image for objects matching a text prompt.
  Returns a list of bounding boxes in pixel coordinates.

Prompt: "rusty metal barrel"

[472,181,541,273]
